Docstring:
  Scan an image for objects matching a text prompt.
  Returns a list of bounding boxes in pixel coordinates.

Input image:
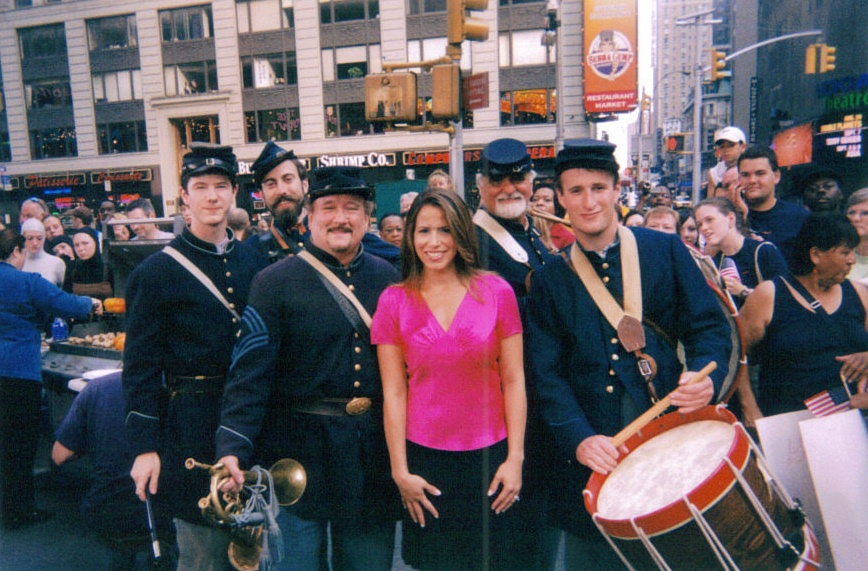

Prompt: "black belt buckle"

[345,397,372,415]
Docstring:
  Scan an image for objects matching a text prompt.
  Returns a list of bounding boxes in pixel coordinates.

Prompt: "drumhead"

[596,420,736,520]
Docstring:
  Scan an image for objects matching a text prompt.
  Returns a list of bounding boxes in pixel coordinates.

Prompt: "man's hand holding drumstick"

[576,362,718,475]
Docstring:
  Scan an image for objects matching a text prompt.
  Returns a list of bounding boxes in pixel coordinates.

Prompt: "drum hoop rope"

[744,427,799,511]
[723,455,789,548]
[592,515,637,571]
[684,499,739,570]
[628,518,673,571]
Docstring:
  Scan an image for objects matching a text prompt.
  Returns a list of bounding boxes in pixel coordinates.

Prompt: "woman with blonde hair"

[372,188,527,570]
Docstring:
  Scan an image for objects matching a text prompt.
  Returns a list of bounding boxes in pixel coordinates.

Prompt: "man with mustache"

[248,141,309,263]
[474,138,558,570]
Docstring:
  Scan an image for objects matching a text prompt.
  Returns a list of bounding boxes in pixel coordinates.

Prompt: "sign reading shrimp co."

[583,0,638,114]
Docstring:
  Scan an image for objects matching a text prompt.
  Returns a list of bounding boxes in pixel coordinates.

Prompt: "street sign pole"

[450,120,465,200]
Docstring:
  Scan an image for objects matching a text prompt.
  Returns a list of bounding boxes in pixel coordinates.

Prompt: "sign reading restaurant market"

[404,145,556,166]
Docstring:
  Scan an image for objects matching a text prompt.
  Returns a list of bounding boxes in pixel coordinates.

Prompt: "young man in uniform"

[526,139,731,569]
[124,143,266,570]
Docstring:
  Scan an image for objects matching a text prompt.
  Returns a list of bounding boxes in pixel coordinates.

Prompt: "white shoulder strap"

[297,250,373,327]
[162,246,241,320]
[473,209,530,264]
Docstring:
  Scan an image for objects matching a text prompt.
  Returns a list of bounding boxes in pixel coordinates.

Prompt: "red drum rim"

[584,405,750,538]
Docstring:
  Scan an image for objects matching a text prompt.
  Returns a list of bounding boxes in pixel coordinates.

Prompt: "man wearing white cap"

[21,219,66,288]
[708,126,747,190]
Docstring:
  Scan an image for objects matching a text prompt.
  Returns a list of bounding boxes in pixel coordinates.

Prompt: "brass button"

[353,381,361,388]
[226,272,232,277]
[354,364,361,371]
[348,284,355,292]
[612,354,619,361]
[602,276,610,284]
[346,271,352,277]
[611,337,618,345]
[229,303,236,309]
[354,332,359,339]
[602,263,610,269]
[354,347,361,354]
[606,385,614,394]
[232,318,238,324]
[608,369,616,376]
[227,287,234,294]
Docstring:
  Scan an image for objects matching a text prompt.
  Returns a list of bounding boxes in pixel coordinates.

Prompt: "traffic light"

[709,50,727,82]
[666,134,686,153]
[805,44,818,74]
[364,73,417,122]
[447,0,489,46]
[431,63,461,120]
[819,44,836,73]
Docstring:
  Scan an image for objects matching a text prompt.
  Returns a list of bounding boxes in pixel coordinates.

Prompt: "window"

[160,6,213,42]
[87,15,137,51]
[164,62,218,96]
[236,0,295,33]
[320,0,379,24]
[241,53,298,88]
[500,89,556,126]
[25,79,72,109]
[408,38,471,70]
[0,132,10,162]
[324,103,379,137]
[408,0,446,15]
[30,127,77,159]
[93,69,143,102]
[171,116,220,146]
[245,108,301,142]
[500,30,551,67]
[322,45,380,81]
[97,121,147,154]
[19,24,67,59]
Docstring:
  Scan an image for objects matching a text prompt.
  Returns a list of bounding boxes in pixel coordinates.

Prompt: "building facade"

[0,0,590,223]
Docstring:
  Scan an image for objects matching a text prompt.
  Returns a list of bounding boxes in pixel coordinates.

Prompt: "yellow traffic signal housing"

[447,0,489,46]
[365,73,417,122]
[431,63,461,120]
[709,50,728,82]
[805,44,818,74]
[819,44,836,73]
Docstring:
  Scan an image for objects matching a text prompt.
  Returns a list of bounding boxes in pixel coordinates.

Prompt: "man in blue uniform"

[247,141,310,262]
[474,138,554,310]
[124,143,266,570]
[216,167,401,571]
[526,139,731,569]
[474,138,559,569]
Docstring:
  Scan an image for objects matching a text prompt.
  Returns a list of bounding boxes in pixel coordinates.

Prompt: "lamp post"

[676,9,720,204]
[542,0,563,151]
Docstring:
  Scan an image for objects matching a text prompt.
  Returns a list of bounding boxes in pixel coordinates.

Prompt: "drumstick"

[611,361,717,448]
[529,207,572,227]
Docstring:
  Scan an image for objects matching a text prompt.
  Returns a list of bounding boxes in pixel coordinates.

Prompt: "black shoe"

[2,509,53,531]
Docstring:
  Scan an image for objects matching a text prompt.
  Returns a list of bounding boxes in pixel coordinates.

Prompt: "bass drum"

[584,406,819,571]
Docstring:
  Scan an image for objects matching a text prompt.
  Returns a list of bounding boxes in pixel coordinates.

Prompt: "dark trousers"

[0,377,42,525]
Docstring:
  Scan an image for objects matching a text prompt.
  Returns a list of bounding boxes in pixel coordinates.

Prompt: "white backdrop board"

[756,410,833,569]
[799,409,868,571]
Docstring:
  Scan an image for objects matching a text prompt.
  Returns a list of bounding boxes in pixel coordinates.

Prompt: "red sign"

[90,169,152,184]
[463,73,489,111]
[403,145,555,167]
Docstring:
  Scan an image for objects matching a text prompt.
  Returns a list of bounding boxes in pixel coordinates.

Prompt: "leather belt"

[168,375,225,396]
[291,397,378,417]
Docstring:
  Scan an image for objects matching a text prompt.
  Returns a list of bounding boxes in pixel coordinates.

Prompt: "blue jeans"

[274,509,395,571]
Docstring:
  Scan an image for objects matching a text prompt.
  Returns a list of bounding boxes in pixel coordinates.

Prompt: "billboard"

[583,0,638,114]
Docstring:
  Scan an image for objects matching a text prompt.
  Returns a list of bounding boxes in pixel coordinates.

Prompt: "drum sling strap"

[567,227,660,400]
[162,246,241,321]
[297,250,372,344]
[473,209,536,292]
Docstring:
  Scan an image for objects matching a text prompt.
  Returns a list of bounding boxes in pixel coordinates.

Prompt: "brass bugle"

[186,457,307,523]
[529,207,572,227]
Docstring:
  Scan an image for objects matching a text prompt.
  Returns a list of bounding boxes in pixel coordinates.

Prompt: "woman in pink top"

[372,188,527,570]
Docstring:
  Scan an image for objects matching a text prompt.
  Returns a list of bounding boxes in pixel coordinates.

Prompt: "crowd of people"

[1,130,867,571]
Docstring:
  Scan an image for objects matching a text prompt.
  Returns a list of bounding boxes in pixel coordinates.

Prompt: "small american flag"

[719,264,741,283]
[804,386,851,417]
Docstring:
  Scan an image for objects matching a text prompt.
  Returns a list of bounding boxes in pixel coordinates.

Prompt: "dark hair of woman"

[400,188,482,290]
[790,212,859,276]
[0,229,25,260]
